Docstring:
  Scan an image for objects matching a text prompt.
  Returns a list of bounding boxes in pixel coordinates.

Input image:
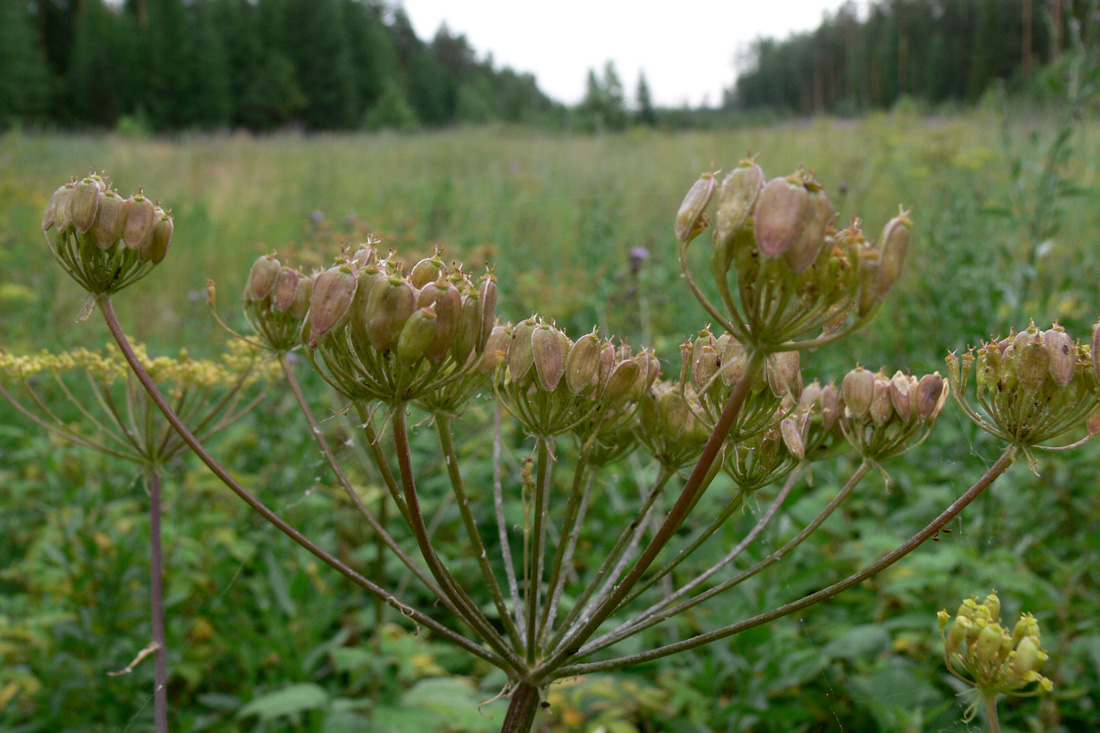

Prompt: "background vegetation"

[2,101,1100,731]
[2,1,1100,731]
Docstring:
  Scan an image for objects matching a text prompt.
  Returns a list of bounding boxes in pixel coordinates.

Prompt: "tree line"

[0,0,563,131]
[728,0,1083,113]
[4,0,1086,132]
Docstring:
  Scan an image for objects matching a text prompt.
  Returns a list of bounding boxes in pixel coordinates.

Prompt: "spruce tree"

[635,72,657,127]
[0,0,50,126]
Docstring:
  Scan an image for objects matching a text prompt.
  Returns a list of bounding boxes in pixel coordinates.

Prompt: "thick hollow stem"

[147,468,169,733]
[500,682,542,733]
[552,449,1017,678]
[98,298,503,668]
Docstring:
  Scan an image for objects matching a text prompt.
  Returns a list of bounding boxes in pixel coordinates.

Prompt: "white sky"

[400,1,867,108]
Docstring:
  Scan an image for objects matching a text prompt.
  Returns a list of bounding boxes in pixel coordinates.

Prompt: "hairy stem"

[500,682,542,733]
[984,692,1002,733]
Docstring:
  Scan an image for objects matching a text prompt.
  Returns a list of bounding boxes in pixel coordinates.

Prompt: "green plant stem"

[552,448,1017,678]
[500,682,542,733]
[390,405,525,672]
[582,460,860,656]
[547,468,671,650]
[617,478,750,608]
[537,352,763,678]
[435,413,524,650]
[492,402,526,638]
[146,467,169,733]
[352,404,413,525]
[526,436,552,664]
[537,438,598,648]
[540,470,595,646]
[585,460,809,651]
[0,381,142,461]
[279,355,445,599]
[575,469,682,630]
[98,298,504,668]
[984,693,1002,733]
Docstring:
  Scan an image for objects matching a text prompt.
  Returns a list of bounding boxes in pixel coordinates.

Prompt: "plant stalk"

[500,682,542,733]
[147,467,169,733]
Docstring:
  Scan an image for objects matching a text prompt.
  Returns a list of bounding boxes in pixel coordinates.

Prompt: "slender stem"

[583,460,848,656]
[279,355,445,599]
[374,495,387,628]
[390,405,525,671]
[500,682,542,733]
[352,403,412,526]
[537,352,763,678]
[618,483,749,607]
[492,403,525,637]
[146,468,169,733]
[537,440,597,647]
[572,470,677,633]
[547,466,673,651]
[551,449,1017,678]
[983,693,1002,733]
[98,298,503,668]
[678,239,740,335]
[527,436,552,663]
[435,413,524,650]
[540,470,595,645]
[0,381,141,461]
[642,462,803,614]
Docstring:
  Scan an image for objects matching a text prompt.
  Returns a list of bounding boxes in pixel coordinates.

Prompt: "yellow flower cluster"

[938,591,1052,718]
[0,341,276,388]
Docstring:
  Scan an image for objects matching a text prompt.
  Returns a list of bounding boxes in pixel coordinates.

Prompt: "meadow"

[2,110,1100,731]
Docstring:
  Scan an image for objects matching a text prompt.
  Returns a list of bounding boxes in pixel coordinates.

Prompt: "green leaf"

[238,683,328,721]
[264,549,297,617]
[820,624,891,661]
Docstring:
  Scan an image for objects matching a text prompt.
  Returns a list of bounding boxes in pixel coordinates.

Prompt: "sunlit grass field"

[2,112,1099,731]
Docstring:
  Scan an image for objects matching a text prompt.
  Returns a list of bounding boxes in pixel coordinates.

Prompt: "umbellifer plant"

[25,162,1099,731]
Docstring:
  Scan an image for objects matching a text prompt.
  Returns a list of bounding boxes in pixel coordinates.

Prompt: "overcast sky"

[400,1,867,108]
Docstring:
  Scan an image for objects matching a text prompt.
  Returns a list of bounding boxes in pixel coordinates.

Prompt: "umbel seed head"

[42,174,174,298]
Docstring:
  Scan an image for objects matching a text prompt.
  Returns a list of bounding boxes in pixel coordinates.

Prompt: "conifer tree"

[0,0,50,126]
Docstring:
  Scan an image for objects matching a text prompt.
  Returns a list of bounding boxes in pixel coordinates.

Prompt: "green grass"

[2,111,1100,731]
